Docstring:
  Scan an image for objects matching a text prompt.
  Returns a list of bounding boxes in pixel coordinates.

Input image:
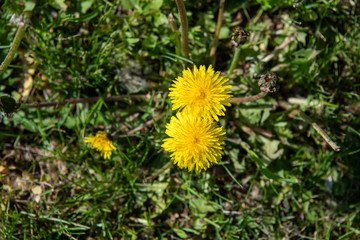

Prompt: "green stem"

[227,47,241,78]
[175,0,190,68]
[0,12,31,75]
[210,0,225,66]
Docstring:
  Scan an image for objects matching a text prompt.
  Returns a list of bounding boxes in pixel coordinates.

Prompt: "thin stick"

[128,113,166,135]
[210,0,225,66]
[297,110,341,152]
[278,101,340,152]
[175,0,190,68]
[261,36,296,62]
[312,123,340,151]
[18,95,148,109]
[0,12,32,75]
[168,13,181,56]
[143,161,172,183]
[230,92,267,103]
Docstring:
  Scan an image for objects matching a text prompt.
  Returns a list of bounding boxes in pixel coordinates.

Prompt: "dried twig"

[230,92,267,103]
[278,100,340,152]
[128,113,166,135]
[210,0,225,66]
[143,161,171,183]
[18,95,148,109]
[168,13,181,56]
[261,36,296,62]
[175,0,190,68]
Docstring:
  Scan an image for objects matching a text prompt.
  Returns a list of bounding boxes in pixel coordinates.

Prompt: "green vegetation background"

[1,0,360,239]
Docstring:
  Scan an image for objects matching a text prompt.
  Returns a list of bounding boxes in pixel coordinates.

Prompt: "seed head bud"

[258,72,279,93]
[231,27,250,47]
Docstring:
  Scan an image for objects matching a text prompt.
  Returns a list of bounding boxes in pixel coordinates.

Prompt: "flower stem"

[226,47,241,78]
[210,0,225,66]
[230,92,267,103]
[0,12,32,75]
[175,0,190,68]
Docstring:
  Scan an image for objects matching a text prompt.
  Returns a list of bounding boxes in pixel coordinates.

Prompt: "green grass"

[1,0,360,239]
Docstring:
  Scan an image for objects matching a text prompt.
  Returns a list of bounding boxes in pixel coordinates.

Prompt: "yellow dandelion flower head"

[169,65,232,121]
[85,131,116,159]
[162,110,226,172]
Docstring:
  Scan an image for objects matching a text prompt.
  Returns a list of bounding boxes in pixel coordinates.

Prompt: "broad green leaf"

[121,0,140,11]
[81,0,93,13]
[303,10,318,21]
[219,26,231,39]
[22,118,37,132]
[260,167,280,180]
[248,149,264,168]
[50,0,67,11]
[126,38,140,46]
[24,1,36,11]
[144,0,163,12]
[173,228,187,239]
[260,137,284,160]
[190,198,217,213]
[154,12,168,27]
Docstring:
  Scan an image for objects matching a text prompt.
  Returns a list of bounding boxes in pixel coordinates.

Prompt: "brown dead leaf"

[0,165,9,174]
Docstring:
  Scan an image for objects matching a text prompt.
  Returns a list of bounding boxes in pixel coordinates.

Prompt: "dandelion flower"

[162,110,226,172]
[85,131,116,159]
[169,65,232,121]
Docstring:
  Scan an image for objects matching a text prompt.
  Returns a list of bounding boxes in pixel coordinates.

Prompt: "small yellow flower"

[162,110,226,172]
[85,131,116,159]
[169,65,232,121]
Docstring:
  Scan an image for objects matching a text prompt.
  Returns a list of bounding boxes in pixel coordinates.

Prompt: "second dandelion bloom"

[162,110,226,172]
[169,65,232,121]
[85,131,116,159]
